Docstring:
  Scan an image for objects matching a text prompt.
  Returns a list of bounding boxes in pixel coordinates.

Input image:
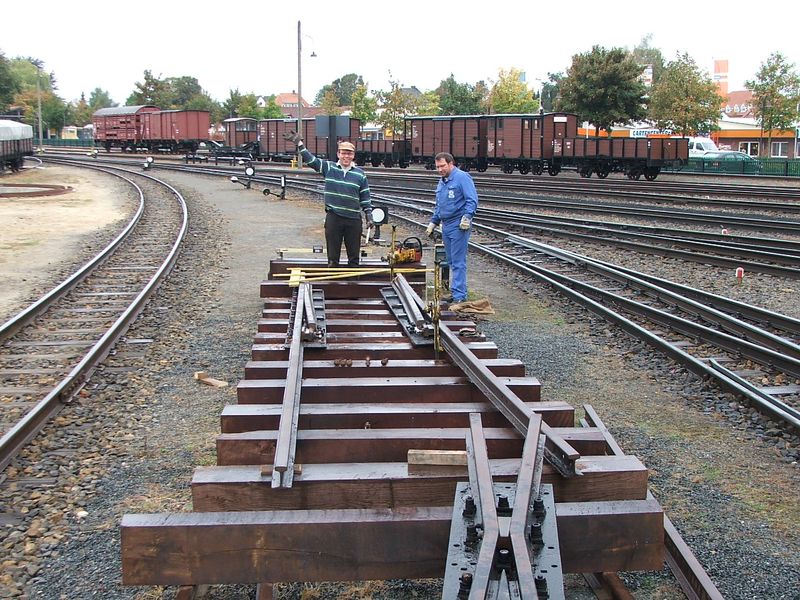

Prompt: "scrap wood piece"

[407,449,467,466]
[193,371,228,388]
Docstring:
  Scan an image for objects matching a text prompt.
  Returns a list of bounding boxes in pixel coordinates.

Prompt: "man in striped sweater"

[285,132,374,267]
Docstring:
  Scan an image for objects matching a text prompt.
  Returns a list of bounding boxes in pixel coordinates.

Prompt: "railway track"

[0,162,188,470]
[119,260,723,599]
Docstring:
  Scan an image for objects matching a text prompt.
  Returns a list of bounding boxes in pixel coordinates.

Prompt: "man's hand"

[425,222,435,236]
[366,212,375,228]
[459,215,471,230]
[282,130,303,145]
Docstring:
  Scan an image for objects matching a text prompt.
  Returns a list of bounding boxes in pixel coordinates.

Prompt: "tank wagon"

[355,112,688,180]
[258,117,361,162]
[0,119,34,172]
[93,106,210,153]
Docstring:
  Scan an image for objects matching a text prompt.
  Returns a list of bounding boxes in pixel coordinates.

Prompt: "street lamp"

[297,20,317,168]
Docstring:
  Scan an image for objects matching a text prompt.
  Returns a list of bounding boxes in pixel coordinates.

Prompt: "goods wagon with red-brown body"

[258,118,360,162]
[93,106,210,153]
[392,111,687,180]
[223,118,258,148]
[93,105,159,152]
[143,110,210,153]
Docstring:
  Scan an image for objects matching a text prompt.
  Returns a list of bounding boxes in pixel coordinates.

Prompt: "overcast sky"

[4,1,799,105]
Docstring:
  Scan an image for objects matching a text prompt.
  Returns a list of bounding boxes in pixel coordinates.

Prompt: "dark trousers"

[325,211,362,266]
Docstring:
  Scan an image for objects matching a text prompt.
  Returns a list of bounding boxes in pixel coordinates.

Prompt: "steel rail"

[0,164,189,471]
[272,283,308,488]
[582,409,725,600]
[471,242,800,430]
[0,171,146,343]
[438,323,580,477]
[503,236,800,358]
[373,207,800,429]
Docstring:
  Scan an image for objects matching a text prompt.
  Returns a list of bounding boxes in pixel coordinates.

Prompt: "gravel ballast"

[1,166,798,599]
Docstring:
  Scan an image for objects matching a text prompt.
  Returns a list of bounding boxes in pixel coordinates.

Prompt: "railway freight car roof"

[92,105,158,117]
[0,119,33,140]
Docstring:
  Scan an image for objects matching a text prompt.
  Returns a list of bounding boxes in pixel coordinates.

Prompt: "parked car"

[687,137,719,157]
[701,151,761,174]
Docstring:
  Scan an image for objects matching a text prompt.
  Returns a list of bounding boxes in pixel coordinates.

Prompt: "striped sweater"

[300,146,372,220]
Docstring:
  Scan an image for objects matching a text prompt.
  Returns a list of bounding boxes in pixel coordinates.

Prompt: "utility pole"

[297,20,303,168]
[36,65,43,150]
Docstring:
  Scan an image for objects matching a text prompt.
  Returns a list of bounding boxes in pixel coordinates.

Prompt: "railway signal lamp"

[263,175,287,200]
[231,165,256,189]
[142,156,154,170]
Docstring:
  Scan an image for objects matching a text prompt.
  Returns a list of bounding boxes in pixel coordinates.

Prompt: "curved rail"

[0,162,189,471]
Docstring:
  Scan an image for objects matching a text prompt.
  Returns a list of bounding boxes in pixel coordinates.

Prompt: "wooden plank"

[257,318,478,332]
[215,427,607,466]
[191,456,648,509]
[236,376,541,404]
[121,498,662,584]
[408,449,466,466]
[261,281,424,299]
[243,358,527,379]
[251,342,499,361]
[121,507,450,585]
[220,401,575,432]
[556,498,663,572]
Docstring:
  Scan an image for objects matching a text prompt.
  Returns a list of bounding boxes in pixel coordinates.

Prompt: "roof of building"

[723,90,755,118]
[275,93,311,108]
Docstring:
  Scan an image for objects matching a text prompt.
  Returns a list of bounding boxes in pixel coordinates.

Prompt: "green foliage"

[630,34,666,87]
[0,50,19,111]
[375,79,421,137]
[416,91,440,116]
[72,93,93,127]
[436,74,485,115]
[126,70,168,106]
[488,68,538,114]
[320,89,342,115]
[559,45,647,133]
[261,95,284,119]
[88,88,115,110]
[746,52,800,156]
[351,84,378,125]
[649,52,723,137]
[222,89,243,119]
[314,73,364,106]
[236,93,261,119]
[540,72,563,111]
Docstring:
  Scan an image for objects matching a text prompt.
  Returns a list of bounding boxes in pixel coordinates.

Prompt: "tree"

[320,89,342,115]
[236,93,261,119]
[73,93,93,126]
[630,34,666,88]
[260,95,283,119]
[127,70,169,106]
[351,84,377,125]
[415,91,440,116]
[314,73,364,106]
[487,68,538,114]
[0,50,20,112]
[436,74,485,115]
[649,53,723,137]
[222,89,243,118]
[558,46,647,134]
[164,76,203,108]
[88,88,115,110]
[540,72,563,111]
[746,52,800,157]
[375,78,424,137]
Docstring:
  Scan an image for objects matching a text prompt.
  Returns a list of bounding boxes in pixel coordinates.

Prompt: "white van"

[687,137,719,157]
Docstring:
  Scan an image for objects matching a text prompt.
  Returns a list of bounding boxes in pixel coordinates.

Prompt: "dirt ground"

[0,165,129,321]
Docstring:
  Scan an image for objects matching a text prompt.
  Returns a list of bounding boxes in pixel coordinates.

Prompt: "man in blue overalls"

[425,152,478,303]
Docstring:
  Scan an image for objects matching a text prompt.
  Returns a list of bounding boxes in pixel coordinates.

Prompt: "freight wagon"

[356,112,688,180]
[0,119,34,172]
[258,117,361,162]
[93,106,211,153]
